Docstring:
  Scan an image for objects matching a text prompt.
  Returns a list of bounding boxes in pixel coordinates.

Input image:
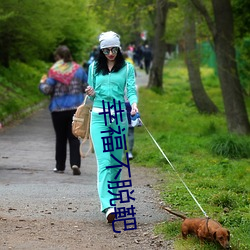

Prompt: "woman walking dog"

[85,31,138,223]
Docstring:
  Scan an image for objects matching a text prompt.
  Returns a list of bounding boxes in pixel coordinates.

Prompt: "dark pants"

[51,110,80,171]
[144,59,151,74]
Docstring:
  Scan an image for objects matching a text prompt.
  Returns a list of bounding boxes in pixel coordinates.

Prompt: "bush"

[0,60,49,123]
[210,135,250,159]
[210,191,237,209]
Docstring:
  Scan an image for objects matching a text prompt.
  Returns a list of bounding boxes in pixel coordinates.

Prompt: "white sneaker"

[72,165,81,175]
[53,168,64,173]
[105,207,115,223]
[128,152,133,159]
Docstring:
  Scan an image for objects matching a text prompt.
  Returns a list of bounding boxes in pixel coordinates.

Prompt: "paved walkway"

[135,68,149,88]
[0,70,172,249]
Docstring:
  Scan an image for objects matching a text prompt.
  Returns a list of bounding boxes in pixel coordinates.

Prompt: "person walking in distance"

[39,45,88,175]
[85,31,138,223]
[143,44,152,74]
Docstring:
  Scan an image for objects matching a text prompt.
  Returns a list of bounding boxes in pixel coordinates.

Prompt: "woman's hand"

[85,86,96,97]
[40,74,47,84]
[131,103,138,116]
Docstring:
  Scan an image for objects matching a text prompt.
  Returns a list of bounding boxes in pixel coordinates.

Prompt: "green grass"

[133,58,250,250]
[0,60,50,123]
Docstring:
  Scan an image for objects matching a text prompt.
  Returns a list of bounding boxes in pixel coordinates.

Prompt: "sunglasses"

[102,47,119,55]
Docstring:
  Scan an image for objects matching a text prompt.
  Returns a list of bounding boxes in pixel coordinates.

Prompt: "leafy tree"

[53,1,99,62]
[183,1,218,114]
[232,0,250,95]
[0,0,57,66]
[190,0,250,134]
[91,0,155,47]
[164,1,184,44]
[0,0,99,67]
[148,0,177,89]
[232,0,250,40]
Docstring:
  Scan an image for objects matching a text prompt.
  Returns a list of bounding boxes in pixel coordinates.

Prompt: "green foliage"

[164,0,213,45]
[0,0,100,66]
[134,58,250,249]
[165,2,184,44]
[92,0,155,45]
[0,60,49,122]
[232,0,250,39]
[236,37,250,95]
[154,221,181,240]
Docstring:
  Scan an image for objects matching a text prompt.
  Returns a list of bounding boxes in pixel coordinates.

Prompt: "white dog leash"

[139,118,209,218]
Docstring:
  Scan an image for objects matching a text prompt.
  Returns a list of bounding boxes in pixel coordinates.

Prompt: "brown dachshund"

[162,207,231,249]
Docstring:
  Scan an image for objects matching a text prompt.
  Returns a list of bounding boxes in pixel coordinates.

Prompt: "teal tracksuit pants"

[90,109,128,212]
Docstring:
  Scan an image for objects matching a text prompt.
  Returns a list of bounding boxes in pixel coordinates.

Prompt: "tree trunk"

[191,0,250,134]
[147,0,169,89]
[212,0,250,134]
[184,4,218,114]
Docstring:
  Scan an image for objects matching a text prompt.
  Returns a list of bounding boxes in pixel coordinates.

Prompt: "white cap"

[99,31,121,49]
